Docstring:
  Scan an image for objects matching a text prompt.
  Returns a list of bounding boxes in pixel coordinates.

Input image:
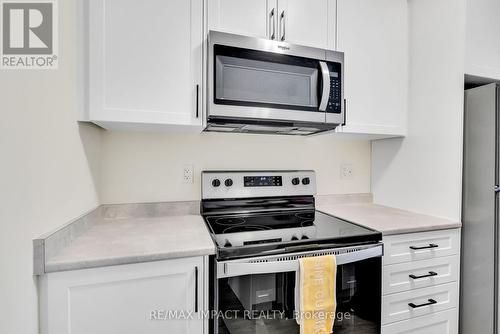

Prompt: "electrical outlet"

[183,164,194,184]
[340,163,354,180]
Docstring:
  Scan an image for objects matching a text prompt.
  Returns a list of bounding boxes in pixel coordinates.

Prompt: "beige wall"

[0,0,100,333]
[99,131,372,204]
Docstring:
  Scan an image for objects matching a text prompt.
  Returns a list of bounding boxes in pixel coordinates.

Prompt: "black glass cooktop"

[204,210,381,259]
[205,210,375,237]
[205,211,316,234]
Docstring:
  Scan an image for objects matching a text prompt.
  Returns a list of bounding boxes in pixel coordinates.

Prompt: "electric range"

[201,170,382,260]
[201,170,383,334]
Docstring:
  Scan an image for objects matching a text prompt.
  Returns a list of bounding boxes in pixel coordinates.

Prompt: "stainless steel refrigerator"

[462,83,500,334]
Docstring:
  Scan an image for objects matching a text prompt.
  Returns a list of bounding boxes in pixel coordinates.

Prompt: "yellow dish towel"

[295,255,337,334]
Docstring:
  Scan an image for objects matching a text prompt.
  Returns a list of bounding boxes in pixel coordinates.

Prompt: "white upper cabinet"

[336,0,408,138]
[278,0,335,49]
[208,0,277,39]
[85,0,204,131]
[465,0,500,80]
[83,0,409,135]
[208,0,336,49]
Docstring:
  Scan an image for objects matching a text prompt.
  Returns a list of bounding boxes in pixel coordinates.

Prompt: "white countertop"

[316,201,461,235]
[44,215,216,273]
[38,195,462,274]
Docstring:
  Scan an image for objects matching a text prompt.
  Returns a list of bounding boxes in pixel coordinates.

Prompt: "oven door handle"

[319,61,330,112]
[217,244,383,278]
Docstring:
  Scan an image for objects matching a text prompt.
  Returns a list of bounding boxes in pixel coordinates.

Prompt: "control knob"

[291,177,300,185]
[291,235,299,241]
[302,177,310,185]
[225,179,233,187]
[212,179,221,187]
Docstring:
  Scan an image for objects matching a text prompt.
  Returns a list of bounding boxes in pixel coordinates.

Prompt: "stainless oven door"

[213,244,382,334]
[208,31,344,125]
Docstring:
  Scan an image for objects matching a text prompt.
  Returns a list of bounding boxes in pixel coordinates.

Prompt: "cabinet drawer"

[383,255,459,295]
[381,282,458,325]
[383,229,460,265]
[381,308,458,334]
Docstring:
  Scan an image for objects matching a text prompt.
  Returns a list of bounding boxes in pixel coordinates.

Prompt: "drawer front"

[381,282,458,324]
[381,308,458,334]
[383,255,459,295]
[383,229,460,265]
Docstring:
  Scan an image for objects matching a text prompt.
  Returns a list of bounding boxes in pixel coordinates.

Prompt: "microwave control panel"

[326,64,342,114]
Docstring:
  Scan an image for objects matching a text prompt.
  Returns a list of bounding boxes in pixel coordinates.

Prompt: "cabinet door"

[277,0,335,49]
[208,0,277,39]
[382,229,460,265]
[381,282,458,325]
[336,0,408,137]
[39,257,205,334]
[383,255,459,295]
[88,0,203,129]
[381,308,458,334]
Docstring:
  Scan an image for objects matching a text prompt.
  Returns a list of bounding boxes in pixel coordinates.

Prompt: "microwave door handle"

[280,10,286,41]
[217,244,383,278]
[319,61,330,111]
[270,8,276,40]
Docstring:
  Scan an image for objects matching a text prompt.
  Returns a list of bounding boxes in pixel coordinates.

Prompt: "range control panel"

[202,170,316,199]
[244,176,282,187]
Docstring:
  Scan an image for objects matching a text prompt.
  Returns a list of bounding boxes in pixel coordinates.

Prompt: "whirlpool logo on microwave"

[1,0,58,69]
[277,45,290,51]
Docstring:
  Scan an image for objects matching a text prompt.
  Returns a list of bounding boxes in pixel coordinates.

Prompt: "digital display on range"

[244,176,282,187]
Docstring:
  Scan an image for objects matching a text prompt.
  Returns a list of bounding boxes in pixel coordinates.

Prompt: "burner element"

[300,220,314,227]
[295,212,315,220]
[215,217,245,226]
[223,225,272,234]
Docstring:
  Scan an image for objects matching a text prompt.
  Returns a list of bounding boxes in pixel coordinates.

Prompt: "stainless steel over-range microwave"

[205,31,345,136]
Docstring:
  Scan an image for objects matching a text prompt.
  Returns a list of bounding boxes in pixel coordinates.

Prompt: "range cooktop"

[205,210,316,235]
[201,170,381,259]
[205,210,378,244]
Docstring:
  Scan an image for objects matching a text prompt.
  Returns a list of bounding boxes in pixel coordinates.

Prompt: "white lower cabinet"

[381,229,460,334]
[382,308,458,334]
[383,229,460,265]
[39,256,208,334]
[383,256,459,295]
[382,282,458,325]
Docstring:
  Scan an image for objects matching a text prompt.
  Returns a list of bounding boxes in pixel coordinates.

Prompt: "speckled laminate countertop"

[316,197,461,235]
[34,195,461,274]
[34,201,216,274]
[44,215,216,273]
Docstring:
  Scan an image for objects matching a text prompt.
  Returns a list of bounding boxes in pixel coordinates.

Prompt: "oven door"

[208,31,344,125]
[212,244,382,334]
